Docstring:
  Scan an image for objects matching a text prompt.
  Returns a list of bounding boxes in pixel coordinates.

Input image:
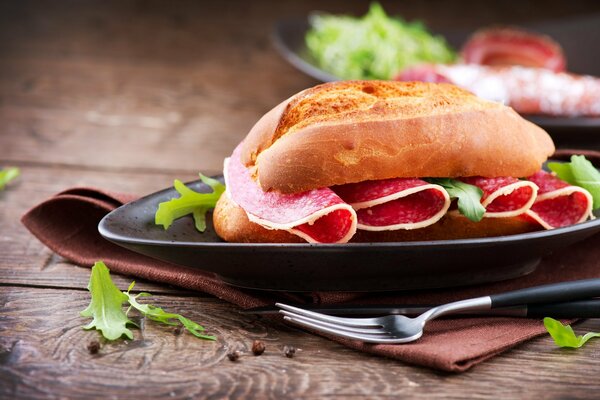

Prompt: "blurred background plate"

[273,14,600,148]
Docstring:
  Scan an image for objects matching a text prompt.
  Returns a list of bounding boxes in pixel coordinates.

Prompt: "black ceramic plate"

[99,174,600,292]
[272,14,600,147]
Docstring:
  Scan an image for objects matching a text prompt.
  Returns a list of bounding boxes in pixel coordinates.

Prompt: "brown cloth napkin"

[21,149,600,372]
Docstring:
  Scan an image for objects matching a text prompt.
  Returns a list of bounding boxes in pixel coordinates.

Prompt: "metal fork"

[277,278,600,344]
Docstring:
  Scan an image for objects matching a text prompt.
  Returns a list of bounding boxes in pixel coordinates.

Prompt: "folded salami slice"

[224,144,357,243]
[524,171,593,229]
[332,178,450,231]
[459,177,538,218]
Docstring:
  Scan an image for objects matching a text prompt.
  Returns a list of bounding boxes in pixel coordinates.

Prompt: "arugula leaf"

[543,317,600,348]
[427,178,485,222]
[125,282,216,341]
[155,174,225,232]
[80,261,134,340]
[81,262,216,341]
[0,167,20,191]
[548,155,600,209]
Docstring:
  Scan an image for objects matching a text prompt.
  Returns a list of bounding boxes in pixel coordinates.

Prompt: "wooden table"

[2,1,600,398]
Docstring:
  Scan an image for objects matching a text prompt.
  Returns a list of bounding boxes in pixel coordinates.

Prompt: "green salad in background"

[306,2,456,80]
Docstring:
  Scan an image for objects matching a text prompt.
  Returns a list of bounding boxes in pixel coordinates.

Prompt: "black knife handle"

[490,279,600,308]
[526,300,600,318]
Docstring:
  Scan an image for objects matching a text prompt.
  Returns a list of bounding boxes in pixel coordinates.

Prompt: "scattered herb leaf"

[155,174,225,232]
[544,317,600,348]
[426,178,485,222]
[126,282,215,341]
[548,155,600,209]
[80,261,134,340]
[0,167,20,191]
[306,2,456,80]
[81,261,215,341]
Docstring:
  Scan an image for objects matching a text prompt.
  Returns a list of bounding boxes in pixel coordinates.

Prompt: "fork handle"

[526,300,600,318]
[490,278,600,308]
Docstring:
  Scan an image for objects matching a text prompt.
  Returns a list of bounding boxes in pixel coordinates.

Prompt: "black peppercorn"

[251,340,266,356]
[227,350,240,361]
[173,326,183,335]
[283,345,296,358]
[87,340,100,355]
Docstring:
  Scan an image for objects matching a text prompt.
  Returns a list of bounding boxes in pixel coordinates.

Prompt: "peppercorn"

[283,345,296,358]
[173,326,183,336]
[87,340,100,355]
[251,340,266,356]
[227,350,240,361]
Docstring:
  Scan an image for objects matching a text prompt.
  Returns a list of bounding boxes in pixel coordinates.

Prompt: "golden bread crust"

[240,81,554,193]
[213,193,539,243]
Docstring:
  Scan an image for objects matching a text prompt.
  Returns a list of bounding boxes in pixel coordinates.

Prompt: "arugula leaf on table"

[125,282,216,341]
[0,167,20,191]
[80,261,134,340]
[426,178,485,222]
[548,155,600,209]
[155,174,225,232]
[81,261,215,342]
[543,317,600,348]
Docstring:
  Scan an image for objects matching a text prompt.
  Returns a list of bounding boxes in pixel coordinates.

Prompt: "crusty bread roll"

[213,193,539,243]
[215,81,554,243]
[241,81,554,193]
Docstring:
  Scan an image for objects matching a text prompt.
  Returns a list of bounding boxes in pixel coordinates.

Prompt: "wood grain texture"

[2,287,600,400]
[2,0,600,398]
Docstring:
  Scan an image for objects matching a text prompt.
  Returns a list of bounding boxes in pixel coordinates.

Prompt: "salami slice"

[524,171,593,229]
[333,178,450,231]
[224,144,357,243]
[459,177,538,218]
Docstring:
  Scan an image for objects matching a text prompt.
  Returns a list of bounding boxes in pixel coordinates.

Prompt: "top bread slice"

[241,81,555,194]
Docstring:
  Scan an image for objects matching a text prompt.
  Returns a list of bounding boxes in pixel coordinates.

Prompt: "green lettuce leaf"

[125,282,216,341]
[155,174,225,232]
[306,2,456,80]
[548,155,600,209]
[0,167,20,191]
[80,261,134,340]
[543,317,600,348]
[426,178,485,222]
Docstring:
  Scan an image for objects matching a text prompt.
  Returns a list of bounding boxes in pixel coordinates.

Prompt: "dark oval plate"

[273,15,600,146]
[99,174,600,292]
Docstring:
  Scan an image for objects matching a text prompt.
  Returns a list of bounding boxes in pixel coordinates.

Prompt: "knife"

[243,299,600,318]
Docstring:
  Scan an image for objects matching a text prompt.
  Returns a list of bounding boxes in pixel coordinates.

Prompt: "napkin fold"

[21,150,600,372]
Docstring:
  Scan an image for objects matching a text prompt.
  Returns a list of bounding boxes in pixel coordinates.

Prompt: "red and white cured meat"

[461,27,566,72]
[332,178,450,231]
[459,177,538,218]
[224,144,357,243]
[396,64,600,117]
[224,143,593,242]
[524,171,593,229]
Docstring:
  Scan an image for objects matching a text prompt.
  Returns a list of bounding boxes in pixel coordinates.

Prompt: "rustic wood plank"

[2,286,600,399]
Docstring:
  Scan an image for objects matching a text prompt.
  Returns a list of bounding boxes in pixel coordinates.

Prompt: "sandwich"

[213,81,593,243]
